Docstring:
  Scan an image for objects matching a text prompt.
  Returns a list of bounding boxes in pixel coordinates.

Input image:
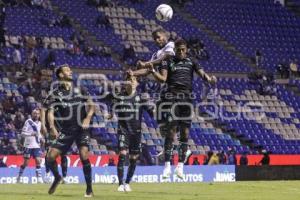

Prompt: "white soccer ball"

[155,4,173,22]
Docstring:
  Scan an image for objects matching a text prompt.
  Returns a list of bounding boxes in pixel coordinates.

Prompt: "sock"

[82,159,92,192]
[47,159,61,179]
[45,158,50,173]
[117,154,126,186]
[36,165,42,178]
[61,155,68,178]
[18,165,26,177]
[164,137,174,162]
[125,158,137,184]
[178,141,188,163]
[177,162,184,168]
[165,161,171,168]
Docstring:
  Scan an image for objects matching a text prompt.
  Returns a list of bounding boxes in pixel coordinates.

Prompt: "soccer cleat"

[184,149,192,163]
[84,189,94,198]
[44,172,51,184]
[117,184,125,192]
[124,184,132,192]
[48,176,62,195]
[174,165,184,179]
[37,177,44,184]
[61,177,68,184]
[162,166,171,179]
[16,176,21,183]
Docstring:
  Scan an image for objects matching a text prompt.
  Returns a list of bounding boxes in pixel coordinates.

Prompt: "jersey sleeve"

[192,58,203,72]
[164,41,175,56]
[160,59,169,71]
[21,120,31,136]
[43,90,56,110]
[80,86,91,102]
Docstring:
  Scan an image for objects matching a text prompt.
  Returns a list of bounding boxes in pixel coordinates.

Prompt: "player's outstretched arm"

[137,53,172,69]
[129,68,151,77]
[149,65,167,83]
[196,69,217,85]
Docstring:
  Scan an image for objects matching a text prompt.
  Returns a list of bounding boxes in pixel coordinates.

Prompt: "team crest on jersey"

[74,87,80,95]
[135,96,140,102]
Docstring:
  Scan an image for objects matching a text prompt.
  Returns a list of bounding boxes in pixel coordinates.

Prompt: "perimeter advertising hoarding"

[0,165,235,184]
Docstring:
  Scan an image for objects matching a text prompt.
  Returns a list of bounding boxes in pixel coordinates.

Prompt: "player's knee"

[79,149,89,160]
[129,154,139,161]
[120,149,127,156]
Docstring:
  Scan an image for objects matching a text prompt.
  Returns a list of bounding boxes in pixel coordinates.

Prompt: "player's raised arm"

[149,64,168,83]
[137,53,173,69]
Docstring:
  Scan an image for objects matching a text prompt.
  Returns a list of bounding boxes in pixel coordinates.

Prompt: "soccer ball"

[155,4,173,22]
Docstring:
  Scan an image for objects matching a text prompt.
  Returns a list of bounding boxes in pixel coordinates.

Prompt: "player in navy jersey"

[148,38,217,178]
[41,98,68,184]
[103,75,154,192]
[45,65,95,197]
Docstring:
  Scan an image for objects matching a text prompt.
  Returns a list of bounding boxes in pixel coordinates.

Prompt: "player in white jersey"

[135,28,175,71]
[17,109,44,183]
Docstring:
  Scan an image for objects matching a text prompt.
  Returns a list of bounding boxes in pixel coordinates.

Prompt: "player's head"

[175,38,188,60]
[152,28,169,48]
[55,64,73,81]
[31,108,40,121]
[125,75,138,94]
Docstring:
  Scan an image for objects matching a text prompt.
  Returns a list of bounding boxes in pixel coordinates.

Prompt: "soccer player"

[136,28,175,69]
[17,109,44,184]
[45,65,95,197]
[40,106,68,184]
[149,38,216,178]
[103,75,153,192]
[129,29,192,178]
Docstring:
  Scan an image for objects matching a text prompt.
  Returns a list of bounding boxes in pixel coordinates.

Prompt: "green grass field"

[1,181,300,200]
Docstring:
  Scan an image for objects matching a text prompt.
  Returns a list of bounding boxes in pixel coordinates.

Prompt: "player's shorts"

[51,128,90,154]
[118,125,141,155]
[23,148,43,159]
[156,93,192,128]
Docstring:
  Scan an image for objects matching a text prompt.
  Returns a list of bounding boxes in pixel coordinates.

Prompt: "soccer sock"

[36,165,42,178]
[164,137,174,162]
[178,141,189,163]
[117,154,126,185]
[45,158,50,173]
[18,165,26,177]
[61,155,68,178]
[82,159,92,192]
[47,159,61,179]
[125,158,137,184]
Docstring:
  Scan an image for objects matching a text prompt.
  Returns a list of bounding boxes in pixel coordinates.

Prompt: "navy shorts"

[118,125,141,155]
[23,148,43,159]
[156,95,192,127]
[51,129,90,154]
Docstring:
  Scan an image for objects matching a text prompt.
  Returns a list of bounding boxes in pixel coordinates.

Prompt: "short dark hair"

[152,28,167,38]
[175,38,187,47]
[55,64,69,79]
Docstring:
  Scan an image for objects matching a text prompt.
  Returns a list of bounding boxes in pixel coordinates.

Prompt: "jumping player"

[103,75,154,192]
[149,38,216,178]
